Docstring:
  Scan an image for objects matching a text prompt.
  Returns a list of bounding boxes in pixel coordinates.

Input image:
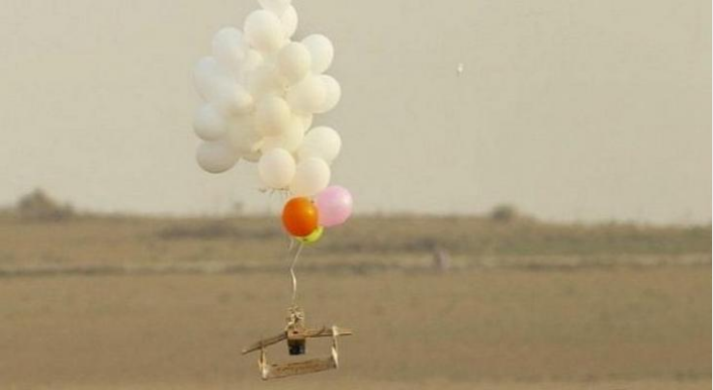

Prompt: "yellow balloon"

[299,226,324,245]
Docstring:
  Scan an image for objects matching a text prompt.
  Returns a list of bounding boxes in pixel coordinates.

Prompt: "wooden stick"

[242,332,287,355]
[262,357,338,380]
[302,326,353,338]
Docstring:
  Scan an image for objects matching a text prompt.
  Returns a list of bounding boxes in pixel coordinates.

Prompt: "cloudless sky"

[0,0,710,224]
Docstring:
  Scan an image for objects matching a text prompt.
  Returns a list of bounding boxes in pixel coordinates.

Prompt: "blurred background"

[0,0,710,389]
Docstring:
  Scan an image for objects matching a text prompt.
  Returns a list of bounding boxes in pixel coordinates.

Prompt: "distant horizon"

[4,187,710,227]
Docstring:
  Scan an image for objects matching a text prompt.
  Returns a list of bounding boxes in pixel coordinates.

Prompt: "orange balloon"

[282,197,319,237]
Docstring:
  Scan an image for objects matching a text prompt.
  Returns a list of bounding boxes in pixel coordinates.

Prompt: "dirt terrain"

[0,216,709,389]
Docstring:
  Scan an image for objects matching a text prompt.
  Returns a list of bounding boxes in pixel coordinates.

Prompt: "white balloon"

[259,148,296,189]
[212,28,247,73]
[302,34,334,74]
[290,158,331,197]
[286,76,327,114]
[244,10,286,54]
[260,118,306,153]
[194,57,216,99]
[212,83,255,116]
[256,96,292,137]
[193,105,227,141]
[225,117,262,156]
[194,57,232,101]
[317,75,342,113]
[196,141,239,174]
[239,49,264,80]
[277,42,311,85]
[242,150,262,163]
[296,113,314,131]
[281,6,298,38]
[246,65,288,97]
[297,126,342,163]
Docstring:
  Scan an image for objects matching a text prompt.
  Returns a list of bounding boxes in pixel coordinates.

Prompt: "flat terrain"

[0,216,709,389]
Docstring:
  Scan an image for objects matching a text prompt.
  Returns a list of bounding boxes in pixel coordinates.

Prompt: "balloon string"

[290,242,305,305]
[282,192,296,283]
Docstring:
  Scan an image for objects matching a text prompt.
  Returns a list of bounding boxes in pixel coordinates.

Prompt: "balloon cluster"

[193,0,353,242]
[283,186,353,243]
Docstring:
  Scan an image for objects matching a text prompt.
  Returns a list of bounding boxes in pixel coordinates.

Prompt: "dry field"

[0,215,709,389]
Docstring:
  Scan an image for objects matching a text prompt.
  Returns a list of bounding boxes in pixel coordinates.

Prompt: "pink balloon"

[315,186,353,227]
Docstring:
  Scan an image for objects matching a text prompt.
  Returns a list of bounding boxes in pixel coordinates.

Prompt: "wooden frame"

[242,308,353,380]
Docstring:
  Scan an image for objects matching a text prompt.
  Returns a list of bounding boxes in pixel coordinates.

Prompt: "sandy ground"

[0,267,709,389]
[8,380,709,390]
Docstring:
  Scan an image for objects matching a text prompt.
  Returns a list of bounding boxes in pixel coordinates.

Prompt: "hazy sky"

[0,0,710,223]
